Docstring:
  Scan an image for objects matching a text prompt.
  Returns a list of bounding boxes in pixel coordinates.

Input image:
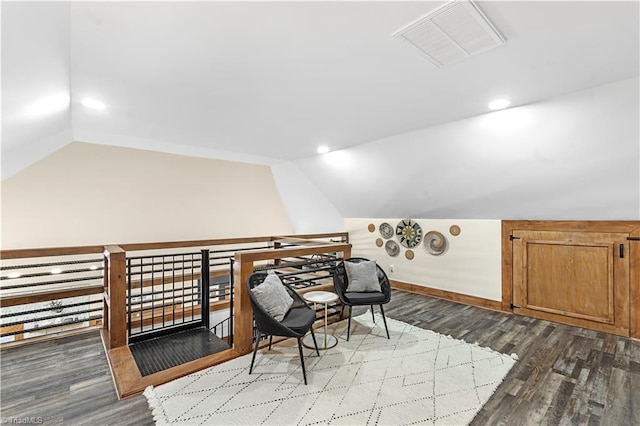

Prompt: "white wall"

[295,78,640,220]
[270,161,344,234]
[0,142,294,249]
[346,218,502,301]
[1,2,73,180]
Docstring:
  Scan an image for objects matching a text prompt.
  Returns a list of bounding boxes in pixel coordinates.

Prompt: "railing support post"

[233,254,254,355]
[104,245,127,349]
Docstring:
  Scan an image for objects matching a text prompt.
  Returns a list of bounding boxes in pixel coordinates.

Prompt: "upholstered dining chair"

[247,270,320,385]
[333,257,391,341]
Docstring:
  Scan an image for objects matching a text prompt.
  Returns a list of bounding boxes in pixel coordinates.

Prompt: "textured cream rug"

[145,313,517,425]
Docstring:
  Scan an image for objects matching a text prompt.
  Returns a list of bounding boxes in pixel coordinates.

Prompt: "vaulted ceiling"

[3,1,638,181]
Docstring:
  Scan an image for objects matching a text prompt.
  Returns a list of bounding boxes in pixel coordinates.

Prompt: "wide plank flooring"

[1,289,638,425]
[0,333,153,425]
[384,290,640,426]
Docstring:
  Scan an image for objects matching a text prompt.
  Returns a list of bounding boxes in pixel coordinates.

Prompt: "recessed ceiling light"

[82,97,107,110]
[488,99,511,110]
[51,268,62,274]
[7,272,21,279]
[317,146,330,154]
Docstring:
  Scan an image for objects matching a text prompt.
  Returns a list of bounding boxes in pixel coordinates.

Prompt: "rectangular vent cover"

[393,0,505,67]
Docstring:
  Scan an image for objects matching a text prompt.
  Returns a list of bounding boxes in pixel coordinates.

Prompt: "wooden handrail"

[280,232,349,242]
[236,243,350,263]
[119,236,276,252]
[0,232,348,259]
[0,232,350,352]
[0,245,104,260]
[0,285,104,307]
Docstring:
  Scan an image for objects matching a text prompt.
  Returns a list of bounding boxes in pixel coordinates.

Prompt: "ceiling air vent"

[393,0,505,68]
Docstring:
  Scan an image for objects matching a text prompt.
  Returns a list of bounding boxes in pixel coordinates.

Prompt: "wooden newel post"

[104,245,127,349]
[233,253,255,355]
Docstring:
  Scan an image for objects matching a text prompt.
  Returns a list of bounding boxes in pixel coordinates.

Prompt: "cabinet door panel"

[513,231,629,336]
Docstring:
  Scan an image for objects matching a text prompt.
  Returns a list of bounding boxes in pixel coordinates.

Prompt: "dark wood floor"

[1,289,638,425]
[384,291,640,426]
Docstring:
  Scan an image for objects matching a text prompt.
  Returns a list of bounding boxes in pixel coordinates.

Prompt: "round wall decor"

[405,250,415,260]
[385,240,400,257]
[424,231,447,255]
[449,225,461,236]
[375,238,384,247]
[379,222,394,239]
[368,223,376,232]
[395,219,423,248]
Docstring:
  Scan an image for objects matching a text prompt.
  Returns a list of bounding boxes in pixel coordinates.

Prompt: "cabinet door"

[512,230,630,336]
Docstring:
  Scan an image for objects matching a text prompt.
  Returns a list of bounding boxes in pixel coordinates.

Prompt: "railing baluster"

[127,258,132,339]
[201,250,210,329]
[229,258,234,346]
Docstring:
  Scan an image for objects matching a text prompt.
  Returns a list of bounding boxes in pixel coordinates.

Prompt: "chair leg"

[370,305,375,323]
[268,335,273,350]
[249,332,262,374]
[347,305,352,342]
[340,304,346,320]
[297,337,308,385]
[310,327,320,356]
[379,304,390,339]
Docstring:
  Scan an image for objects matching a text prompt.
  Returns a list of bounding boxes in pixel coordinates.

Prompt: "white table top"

[303,290,339,304]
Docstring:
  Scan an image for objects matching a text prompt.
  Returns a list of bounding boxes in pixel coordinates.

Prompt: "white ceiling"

[2,1,639,171]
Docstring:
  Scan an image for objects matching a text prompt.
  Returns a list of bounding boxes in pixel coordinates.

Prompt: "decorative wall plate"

[368,223,376,233]
[424,231,447,255]
[405,250,415,260]
[449,225,461,236]
[379,222,394,239]
[375,238,384,247]
[385,240,400,257]
[395,219,423,248]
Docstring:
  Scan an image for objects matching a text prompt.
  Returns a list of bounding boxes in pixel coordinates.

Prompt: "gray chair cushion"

[344,260,381,292]
[250,271,293,321]
[280,307,317,334]
[343,291,387,304]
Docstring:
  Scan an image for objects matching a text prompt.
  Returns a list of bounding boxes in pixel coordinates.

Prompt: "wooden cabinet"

[512,230,629,336]
[502,221,640,338]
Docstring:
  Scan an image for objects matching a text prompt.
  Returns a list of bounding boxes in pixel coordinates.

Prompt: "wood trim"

[236,243,351,263]
[119,236,276,252]
[501,221,515,312]
[0,245,104,260]
[233,260,255,355]
[0,285,104,307]
[631,236,640,340]
[390,279,505,312]
[501,220,640,233]
[280,232,349,243]
[0,324,23,342]
[105,246,127,349]
[0,233,348,259]
[114,232,349,252]
[502,220,640,339]
[0,325,102,350]
[103,329,291,399]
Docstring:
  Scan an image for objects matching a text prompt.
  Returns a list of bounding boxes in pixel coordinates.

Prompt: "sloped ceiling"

[2,1,638,179]
[1,2,73,179]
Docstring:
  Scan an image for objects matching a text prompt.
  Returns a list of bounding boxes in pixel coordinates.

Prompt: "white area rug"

[145,313,517,425]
